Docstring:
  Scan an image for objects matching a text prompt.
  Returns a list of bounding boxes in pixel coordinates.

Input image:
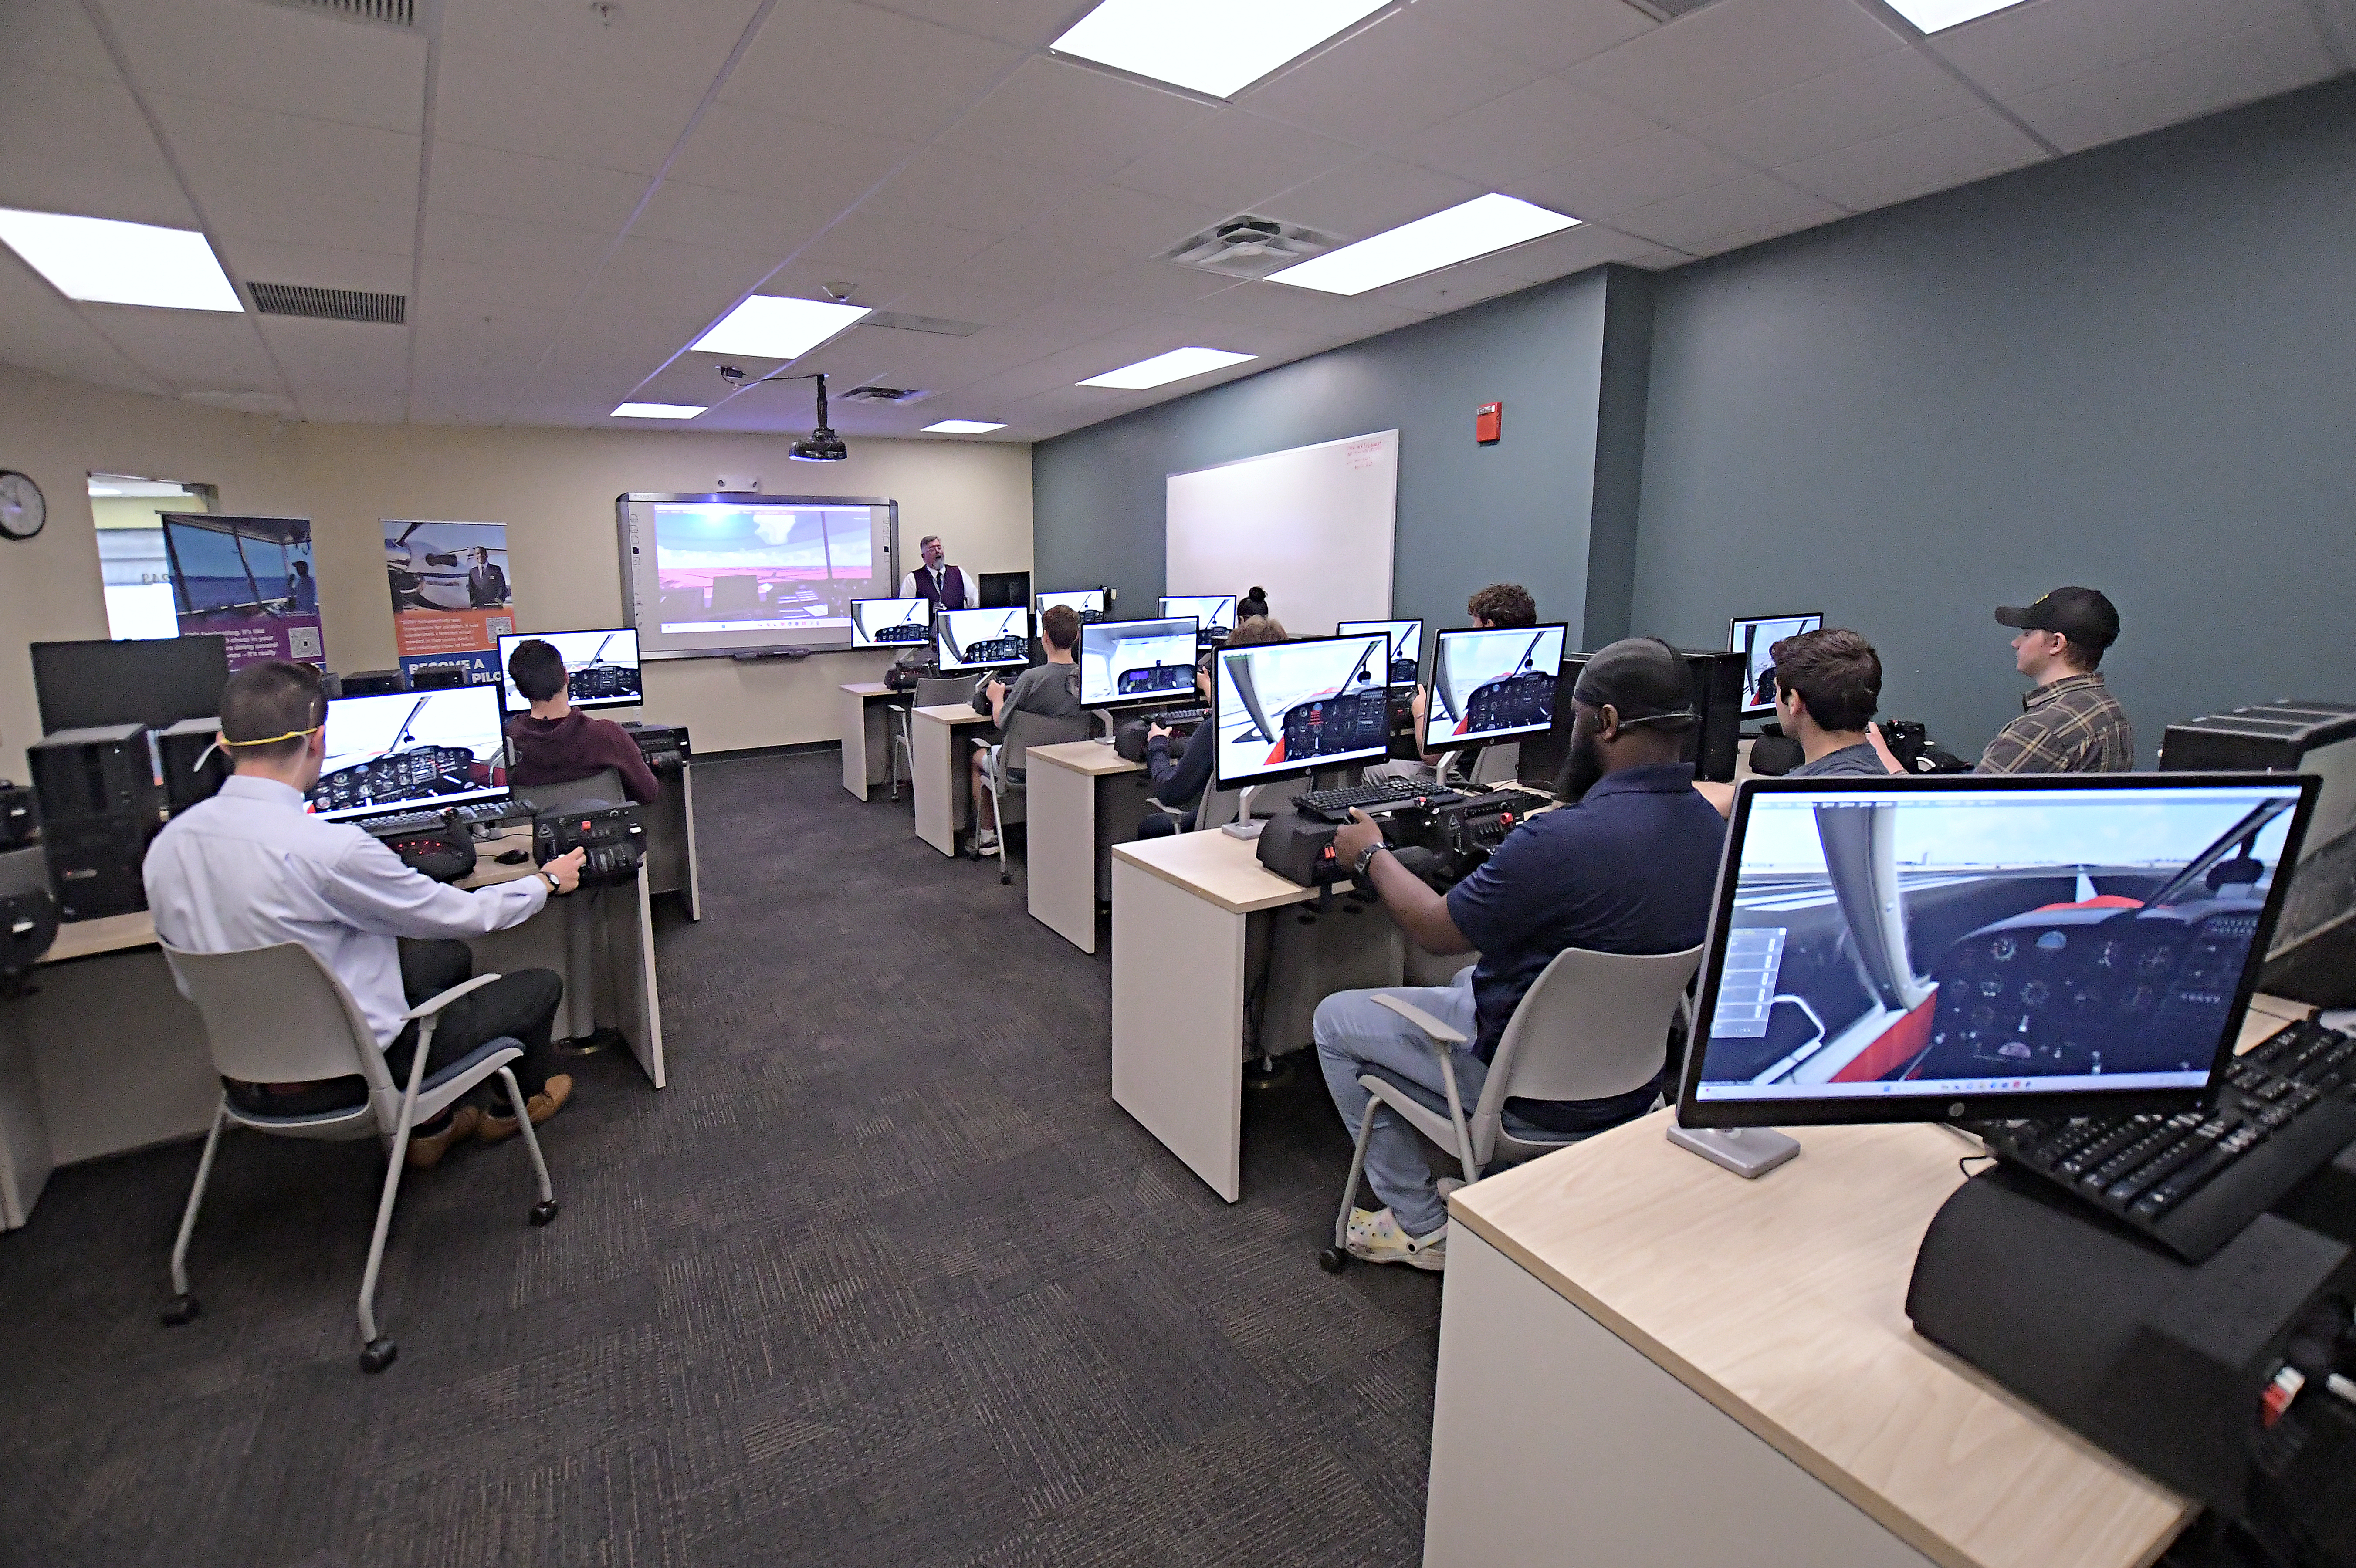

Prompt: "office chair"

[973,705,1090,882]
[1317,943,1702,1272]
[527,767,625,812]
[159,941,561,1373]
[887,676,976,808]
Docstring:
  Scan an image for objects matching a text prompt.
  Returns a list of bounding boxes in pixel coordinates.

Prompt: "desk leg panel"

[28,951,218,1167]
[914,715,960,856]
[839,686,872,800]
[1028,761,1100,953]
[1425,1227,1939,1568]
[0,1004,56,1228]
[1110,858,1245,1203]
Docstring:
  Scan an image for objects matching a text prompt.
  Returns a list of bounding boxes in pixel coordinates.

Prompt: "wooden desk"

[912,703,995,855]
[1025,740,1151,953]
[1109,831,1399,1201]
[0,827,667,1230]
[1420,1001,2318,1568]
[838,681,904,801]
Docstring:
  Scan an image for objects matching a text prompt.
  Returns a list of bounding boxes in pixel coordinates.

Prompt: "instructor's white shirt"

[144,776,548,1046]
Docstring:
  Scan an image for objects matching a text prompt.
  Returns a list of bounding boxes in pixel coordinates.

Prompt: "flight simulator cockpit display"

[1213,632,1391,787]
[1339,619,1423,689]
[1428,625,1567,748]
[1080,617,1198,707]
[307,686,510,822]
[1038,588,1108,625]
[1730,613,1823,718]
[935,607,1032,672]
[1690,779,2311,1107]
[496,628,642,712]
[1161,597,1237,645]
[849,598,932,647]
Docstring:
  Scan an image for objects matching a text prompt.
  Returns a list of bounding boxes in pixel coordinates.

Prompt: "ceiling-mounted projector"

[789,372,847,462]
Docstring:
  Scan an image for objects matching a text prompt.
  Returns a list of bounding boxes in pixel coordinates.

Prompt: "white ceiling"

[0,0,2343,441]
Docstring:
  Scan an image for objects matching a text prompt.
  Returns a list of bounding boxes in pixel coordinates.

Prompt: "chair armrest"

[401,973,503,1021]
[1371,993,1468,1045]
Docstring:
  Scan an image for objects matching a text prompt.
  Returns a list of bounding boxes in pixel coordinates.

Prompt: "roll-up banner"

[160,512,328,670]
[384,519,514,686]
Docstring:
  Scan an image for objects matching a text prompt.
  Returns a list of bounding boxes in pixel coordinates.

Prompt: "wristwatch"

[1352,842,1384,881]
[542,868,562,893]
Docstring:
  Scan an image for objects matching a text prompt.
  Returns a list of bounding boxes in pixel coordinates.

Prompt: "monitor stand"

[1092,709,1116,745]
[1665,1122,1801,1179]
[1220,785,1265,839]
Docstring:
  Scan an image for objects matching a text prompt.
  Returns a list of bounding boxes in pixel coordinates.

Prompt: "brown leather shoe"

[406,1105,482,1169]
[477,1073,573,1143]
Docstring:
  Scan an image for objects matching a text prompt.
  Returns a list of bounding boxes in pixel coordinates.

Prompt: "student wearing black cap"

[1310,637,1729,1271]
[1980,586,2133,774]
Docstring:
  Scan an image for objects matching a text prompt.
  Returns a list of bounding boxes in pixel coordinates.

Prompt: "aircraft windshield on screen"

[1214,633,1389,784]
[1430,625,1564,743]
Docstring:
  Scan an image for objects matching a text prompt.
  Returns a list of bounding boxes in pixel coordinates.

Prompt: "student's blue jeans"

[1313,966,1482,1240]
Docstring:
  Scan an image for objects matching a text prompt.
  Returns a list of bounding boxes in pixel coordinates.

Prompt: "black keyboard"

[1294,777,1464,822]
[361,797,540,837]
[1142,707,1209,727]
[1968,1019,2356,1263]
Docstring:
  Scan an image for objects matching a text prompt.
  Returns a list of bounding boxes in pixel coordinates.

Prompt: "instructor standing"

[899,535,974,611]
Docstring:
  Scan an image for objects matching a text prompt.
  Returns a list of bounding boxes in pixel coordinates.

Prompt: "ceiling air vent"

[841,385,935,406]
[1161,216,1344,279]
[259,0,417,25]
[249,283,407,325]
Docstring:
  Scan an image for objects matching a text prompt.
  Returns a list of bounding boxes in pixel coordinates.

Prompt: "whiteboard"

[1165,430,1398,638]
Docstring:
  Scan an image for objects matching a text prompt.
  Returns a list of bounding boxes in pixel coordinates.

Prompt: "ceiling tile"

[630,181,834,255]
[854,148,1092,237]
[80,307,284,397]
[1111,110,1363,214]
[99,0,427,133]
[1389,75,1662,189]
[664,103,920,213]
[1489,220,1667,283]
[213,239,411,297]
[149,95,420,257]
[427,141,649,236]
[1403,0,1657,76]
[950,235,1134,297]
[797,211,1003,275]
[1608,170,1845,251]
[0,257,168,396]
[1351,247,1558,314]
[854,0,1094,51]
[719,0,1025,140]
[0,71,196,229]
[0,0,120,83]
[946,58,1213,181]
[1237,9,1549,147]
[1504,129,1754,221]
[1169,281,1430,338]
[1930,0,2311,101]
[1774,105,2044,211]
[1563,0,1905,126]
[1017,186,1227,260]
[1998,13,2339,154]
[1061,259,1235,314]
[1685,44,1987,168]
[1256,155,1488,240]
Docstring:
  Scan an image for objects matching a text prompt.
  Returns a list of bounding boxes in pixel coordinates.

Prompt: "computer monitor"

[1338,619,1423,689]
[1079,616,1200,709]
[1212,632,1391,790]
[305,686,511,823]
[1517,653,1588,791]
[1037,588,1108,625]
[31,635,232,733]
[494,628,642,713]
[1161,596,1237,645]
[1425,625,1568,753]
[847,598,932,648]
[1729,613,1823,719]
[935,607,1032,672]
[1676,773,2319,1130]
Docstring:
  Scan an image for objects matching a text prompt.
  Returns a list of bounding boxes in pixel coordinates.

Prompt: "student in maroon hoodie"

[504,639,661,804]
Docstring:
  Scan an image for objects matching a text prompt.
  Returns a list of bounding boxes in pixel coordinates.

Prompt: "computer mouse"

[495,848,532,864]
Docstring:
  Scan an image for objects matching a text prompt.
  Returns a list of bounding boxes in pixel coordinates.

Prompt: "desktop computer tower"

[29,724,162,825]
[44,814,150,921]
[154,718,228,815]
[1680,652,1746,784]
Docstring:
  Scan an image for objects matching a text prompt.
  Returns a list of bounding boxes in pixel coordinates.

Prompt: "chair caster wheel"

[360,1338,398,1373]
[1317,1247,1351,1274]
[999,872,1012,885]
[529,1199,559,1227]
[160,1293,200,1326]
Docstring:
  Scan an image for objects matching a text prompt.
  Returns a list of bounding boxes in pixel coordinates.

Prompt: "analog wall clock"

[0,471,44,541]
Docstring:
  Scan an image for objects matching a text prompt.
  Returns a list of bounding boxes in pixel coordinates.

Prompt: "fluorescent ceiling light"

[922,419,1005,434]
[1266,193,1580,296]
[0,208,241,311]
[691,295,871,361]
[613,402,706,419]
[1883,0,2033,32]
[1079,347,1257,390]
[88,486,122,496]
[1051,0,1391,99]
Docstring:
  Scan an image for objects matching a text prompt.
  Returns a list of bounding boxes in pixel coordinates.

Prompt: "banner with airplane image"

[383,519,514,686]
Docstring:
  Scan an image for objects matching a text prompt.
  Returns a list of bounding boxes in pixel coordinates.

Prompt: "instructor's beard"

[1554,723,1607,803]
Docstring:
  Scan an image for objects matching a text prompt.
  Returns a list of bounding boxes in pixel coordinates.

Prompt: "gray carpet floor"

[0,750,1443,1568]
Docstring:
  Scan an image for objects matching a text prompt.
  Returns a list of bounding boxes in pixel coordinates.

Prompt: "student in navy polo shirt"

[1316,638,1729,1271]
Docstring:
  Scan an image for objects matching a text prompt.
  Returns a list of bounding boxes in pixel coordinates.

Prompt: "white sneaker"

[972,830,1000,854]
[1437,1176,1466,1201]
[1344,1207,1446,1271]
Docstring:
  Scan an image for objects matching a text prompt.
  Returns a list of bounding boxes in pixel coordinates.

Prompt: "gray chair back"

[914,676,975,709]
[529,767,625,811]
[164,943,396,1120]
[1192,783,1241,832]
[1471,944,1703,1162]
[997,700,1089,776]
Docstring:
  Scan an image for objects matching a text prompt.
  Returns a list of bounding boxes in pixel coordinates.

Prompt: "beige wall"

[0,363,1032,775]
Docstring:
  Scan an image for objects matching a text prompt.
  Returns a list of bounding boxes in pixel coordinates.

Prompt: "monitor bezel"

[495,627,643,713]
[1673,770,2322,1131]
[1077,615,1201,711]
[1729,612,1824,720]
[1422,622,1571,754]
[1337,618,1425,691]
[1211,630,1393,792]
[309,684,514,824]
[933,605,1033,673]
[846,596,934,650]
[1161,595,1238,642]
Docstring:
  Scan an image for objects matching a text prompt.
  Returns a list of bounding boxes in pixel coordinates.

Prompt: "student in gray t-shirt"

[969,603,1085,853]
[1769,627,1897,779]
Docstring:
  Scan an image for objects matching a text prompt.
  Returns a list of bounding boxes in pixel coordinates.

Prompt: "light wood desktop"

[1024,739,1154,954]
[837,681,902,801]
[1422,999,2313,1568]
[912,702,996,855]
[0,826,666,1230]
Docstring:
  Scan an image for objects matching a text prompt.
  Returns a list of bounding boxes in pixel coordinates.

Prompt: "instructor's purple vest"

[913,564,965,612]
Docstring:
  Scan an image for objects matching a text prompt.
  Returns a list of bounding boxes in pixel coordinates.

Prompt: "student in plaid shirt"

[1978,587,2134,774]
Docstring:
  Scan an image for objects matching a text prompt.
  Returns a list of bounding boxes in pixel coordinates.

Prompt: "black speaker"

[44,814,150,922]
[0,784,37,850]
[339,669,407,696]
[407,665,471,691]
[30,724,160,825]
[155,718,228,815]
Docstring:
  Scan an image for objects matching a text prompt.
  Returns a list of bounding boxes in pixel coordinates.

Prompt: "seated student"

[1696,627,1896,815]
[1237,585,1269,621]
[1383,582,1539,779]
[144,661,588,1167]
[1135,618,1292,837]
[1979,587,2134,773]
[1315,638,1727,1271]
[504,639,661,804]
[971,603,1083,856]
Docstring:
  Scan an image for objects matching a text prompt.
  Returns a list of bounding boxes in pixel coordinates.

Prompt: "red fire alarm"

[1476,401,1502,445]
